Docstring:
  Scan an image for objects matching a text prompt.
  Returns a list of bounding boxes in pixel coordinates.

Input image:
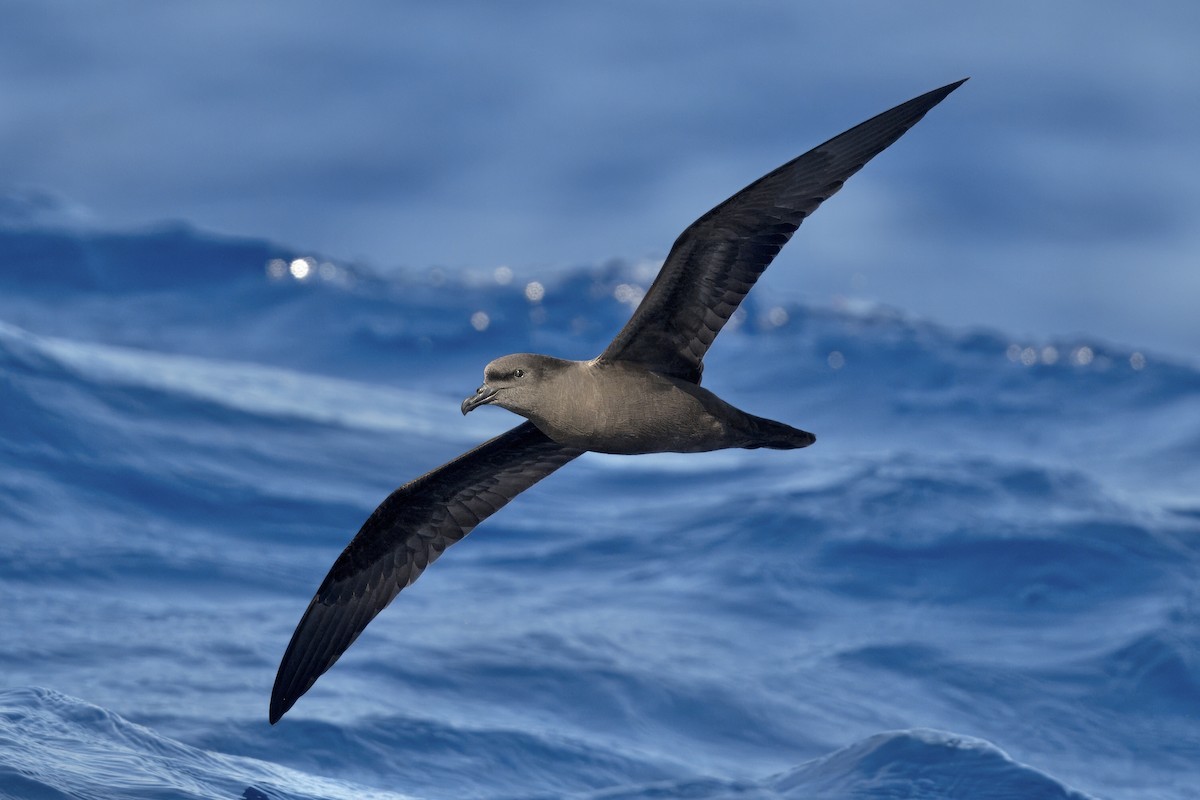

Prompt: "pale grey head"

[461,353,567,417]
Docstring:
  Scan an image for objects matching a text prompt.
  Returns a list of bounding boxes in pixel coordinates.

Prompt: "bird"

[270,79,966,723]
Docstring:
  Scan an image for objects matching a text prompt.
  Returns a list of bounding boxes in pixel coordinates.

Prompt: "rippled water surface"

[1,223,1197,799]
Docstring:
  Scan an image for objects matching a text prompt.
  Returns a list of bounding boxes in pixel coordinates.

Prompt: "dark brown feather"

[600,79,966,383]
[270,422,582,723]
[270,80,964,722]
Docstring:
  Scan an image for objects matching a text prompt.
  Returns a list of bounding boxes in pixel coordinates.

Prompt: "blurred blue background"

[2,0,1197,357]
[2,4,1199,799]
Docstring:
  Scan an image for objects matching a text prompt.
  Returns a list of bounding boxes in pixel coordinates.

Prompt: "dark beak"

[461,384,498,415]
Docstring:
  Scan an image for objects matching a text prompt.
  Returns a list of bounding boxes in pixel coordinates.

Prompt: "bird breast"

[525,362,736,455]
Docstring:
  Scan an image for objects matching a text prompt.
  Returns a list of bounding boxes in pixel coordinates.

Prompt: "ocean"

[1,220,1197,799]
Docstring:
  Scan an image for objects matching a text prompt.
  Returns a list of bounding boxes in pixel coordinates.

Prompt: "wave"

[1,222,1196,799]
[0,688,413,800]
[0,689,1094,800]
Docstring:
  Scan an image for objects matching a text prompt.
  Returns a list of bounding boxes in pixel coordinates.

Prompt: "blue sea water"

[1,218,1197,799]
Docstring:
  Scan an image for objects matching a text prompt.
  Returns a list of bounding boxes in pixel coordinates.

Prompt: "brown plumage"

[270,79,965,723]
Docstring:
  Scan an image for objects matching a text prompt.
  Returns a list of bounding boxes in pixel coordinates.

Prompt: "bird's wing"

[599,79,966,383]
[270,421,582,723]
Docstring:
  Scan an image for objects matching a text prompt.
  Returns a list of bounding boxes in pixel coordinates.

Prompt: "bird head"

[461,353,546,416]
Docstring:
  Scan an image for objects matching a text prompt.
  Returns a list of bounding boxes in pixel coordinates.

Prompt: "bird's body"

[462,354,814,454]
[269,79,966,723]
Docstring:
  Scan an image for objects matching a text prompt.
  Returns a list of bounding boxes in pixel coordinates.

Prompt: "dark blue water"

[1,222,1197,799]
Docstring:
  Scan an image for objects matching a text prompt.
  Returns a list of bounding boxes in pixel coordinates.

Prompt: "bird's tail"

[741,414,816,450]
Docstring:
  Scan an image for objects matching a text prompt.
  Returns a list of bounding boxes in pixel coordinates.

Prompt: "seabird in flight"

[270,79,966,723]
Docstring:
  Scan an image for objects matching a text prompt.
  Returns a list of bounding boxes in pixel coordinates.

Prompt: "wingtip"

[900,78,967,118]
[929,77,969,100]
[268,684,297,725]
[268,697,288,725]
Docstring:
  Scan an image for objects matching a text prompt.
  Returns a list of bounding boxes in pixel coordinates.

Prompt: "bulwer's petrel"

[270,79,966,723]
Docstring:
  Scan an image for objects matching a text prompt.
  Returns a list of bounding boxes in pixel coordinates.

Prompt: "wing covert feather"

[270,421,582,723]
[600,79,965,382]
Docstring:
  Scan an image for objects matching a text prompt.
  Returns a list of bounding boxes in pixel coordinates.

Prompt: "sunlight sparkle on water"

[613,283,644,306]
[766,306,789,327]
[289,258,313,280]
[524,281,544,303]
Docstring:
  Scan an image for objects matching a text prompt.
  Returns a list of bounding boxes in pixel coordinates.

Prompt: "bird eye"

[513,369,525,378]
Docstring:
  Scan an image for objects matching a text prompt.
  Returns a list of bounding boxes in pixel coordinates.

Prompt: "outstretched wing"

[600,79,966,383]
[270,421,582,723]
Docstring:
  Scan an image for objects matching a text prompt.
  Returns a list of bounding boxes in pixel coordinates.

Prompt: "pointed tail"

[742,414,816,450]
